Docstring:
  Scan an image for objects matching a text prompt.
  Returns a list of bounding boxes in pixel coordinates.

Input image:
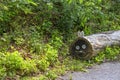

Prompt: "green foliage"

[45,70,58,80]
[0,67,6,79]
[50,30,63,49]
[0,0,120,79]
[28,27,44,54]
[93,52,105,63]
[31,43,61,71]
[63,58,90,72]
[45,44,58,65]
[36,57,50,71]
[39,75,48,80]
[92,46,120,63]
[23,59,37,75]
[0,33,11,52]
[104,46,120,60]
[3,51,24,71]
[0,51,37,79]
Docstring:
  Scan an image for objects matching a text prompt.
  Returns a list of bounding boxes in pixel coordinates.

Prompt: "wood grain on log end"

[69,37,94,59]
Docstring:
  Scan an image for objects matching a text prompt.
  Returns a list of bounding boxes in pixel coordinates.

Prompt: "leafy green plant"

[23,59,37,75]
[0,67,6,80]
[0,51,37,78]
[45,70,58,80]
[26,26,45,54]
[93,52,105,63]
[92,46,120,63]
[45,44,58,65]
[2,51,24,72]
[36,57,50,71]
[0,33,11,51]
[14,37,25,45]
[39,75,48,80]
[104,46,120,60]
[63,58,89,72]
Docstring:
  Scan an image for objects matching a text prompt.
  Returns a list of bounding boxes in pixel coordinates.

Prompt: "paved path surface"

[57,62,120,80]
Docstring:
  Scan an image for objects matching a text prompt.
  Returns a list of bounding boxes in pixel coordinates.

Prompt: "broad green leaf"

[79,0,83,4]
[0,3,8,10]
[67,0,72,4]
[28,1,37,6]
[98,0,102,3]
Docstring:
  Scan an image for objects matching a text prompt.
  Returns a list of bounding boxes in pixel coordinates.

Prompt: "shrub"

[104,46,120,60]
[92,46,120,63]
[0,66,6,79]
[36,58,50,71]
[0,51,37,78]
[46,70,58,80]
[2,51,24,71]
[45,44,58,65]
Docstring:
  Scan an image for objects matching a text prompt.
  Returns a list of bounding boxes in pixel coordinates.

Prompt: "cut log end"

[69,37,94,59]
[69,30,120,60]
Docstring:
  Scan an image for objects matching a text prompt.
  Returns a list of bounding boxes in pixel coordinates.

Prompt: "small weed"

[36,58,50,71]
[45,70,58,80]
[92,46,120,63]
[104,46,120,60]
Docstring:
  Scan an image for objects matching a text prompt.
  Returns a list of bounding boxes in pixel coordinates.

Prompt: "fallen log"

[69,30,120,59]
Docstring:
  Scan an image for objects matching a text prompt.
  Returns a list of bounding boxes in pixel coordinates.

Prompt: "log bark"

[69,30,120,59]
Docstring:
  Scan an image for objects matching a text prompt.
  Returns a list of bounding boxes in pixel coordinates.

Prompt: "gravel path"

[57,62,120,80]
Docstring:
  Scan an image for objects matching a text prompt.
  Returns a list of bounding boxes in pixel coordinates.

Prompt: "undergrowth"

[0,46,119,80]
[0,0,120,80]
[92,46,120,63]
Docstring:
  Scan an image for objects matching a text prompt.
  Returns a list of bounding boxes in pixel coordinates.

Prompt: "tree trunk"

[69,30,120,59]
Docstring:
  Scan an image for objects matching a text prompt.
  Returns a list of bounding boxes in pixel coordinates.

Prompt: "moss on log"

[69,30,120,59]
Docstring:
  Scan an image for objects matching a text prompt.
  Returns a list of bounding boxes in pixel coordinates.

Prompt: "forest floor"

[57,61,120,80]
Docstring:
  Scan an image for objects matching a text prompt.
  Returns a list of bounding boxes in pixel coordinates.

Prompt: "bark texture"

[69,30,120,59]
